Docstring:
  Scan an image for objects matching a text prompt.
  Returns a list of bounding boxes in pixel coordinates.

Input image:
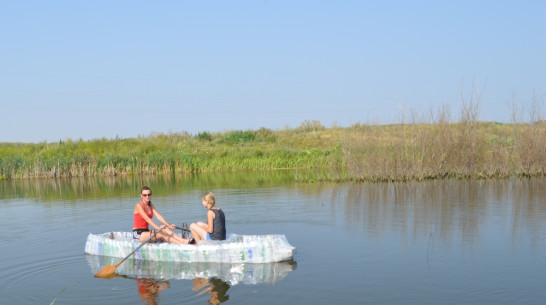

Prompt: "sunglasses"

[142,193,152,197]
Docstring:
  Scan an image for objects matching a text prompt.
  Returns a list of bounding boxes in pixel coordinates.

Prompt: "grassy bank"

[0,122,341,180]
[1,119,544,181]
[342,121,545,181]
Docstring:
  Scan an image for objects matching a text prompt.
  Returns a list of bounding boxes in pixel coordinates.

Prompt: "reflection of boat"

[86,254,297,285]
[85,232,296,263]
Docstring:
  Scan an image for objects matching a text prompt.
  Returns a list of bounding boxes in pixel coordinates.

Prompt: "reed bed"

[0,117,544,181]
[341,121,545,181]
[341,101,545,181]
[0,123,341,180]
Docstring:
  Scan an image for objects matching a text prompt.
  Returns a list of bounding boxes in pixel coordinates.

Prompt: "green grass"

[1,119,544,181]
[50,285,67,305]
[0,123,340,180]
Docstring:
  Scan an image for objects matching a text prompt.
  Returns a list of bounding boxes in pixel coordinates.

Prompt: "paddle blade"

[94,262,120,279]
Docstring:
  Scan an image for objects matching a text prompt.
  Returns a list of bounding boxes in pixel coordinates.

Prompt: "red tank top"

[133,201,153,229]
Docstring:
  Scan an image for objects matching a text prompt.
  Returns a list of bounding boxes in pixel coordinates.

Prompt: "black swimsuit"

[209,208,226,240]
[133,228,150,239]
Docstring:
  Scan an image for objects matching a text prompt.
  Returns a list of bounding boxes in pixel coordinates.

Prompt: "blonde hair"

[202,192,216,207]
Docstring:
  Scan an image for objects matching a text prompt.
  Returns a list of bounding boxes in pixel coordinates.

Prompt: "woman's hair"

[141,186,152,194]
[202,192,216,206]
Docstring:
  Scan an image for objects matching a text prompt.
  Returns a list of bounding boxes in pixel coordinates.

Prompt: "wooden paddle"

[95,227,164,279]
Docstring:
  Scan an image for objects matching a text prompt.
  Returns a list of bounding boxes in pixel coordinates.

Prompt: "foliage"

[0,125,340,179]
[341,120,545,181]
[0,118,544,181]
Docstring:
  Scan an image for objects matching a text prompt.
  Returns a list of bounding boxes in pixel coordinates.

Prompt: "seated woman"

[133,186,192,244]
[190,192,226,243]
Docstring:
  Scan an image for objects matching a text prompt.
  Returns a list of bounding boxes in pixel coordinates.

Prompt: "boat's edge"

[84,232,296,263]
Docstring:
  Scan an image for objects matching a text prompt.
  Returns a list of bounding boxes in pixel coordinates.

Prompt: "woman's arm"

[152,205,174,228]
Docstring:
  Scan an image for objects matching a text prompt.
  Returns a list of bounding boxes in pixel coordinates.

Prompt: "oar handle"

[118,227,165,265]
[175,226,191,233]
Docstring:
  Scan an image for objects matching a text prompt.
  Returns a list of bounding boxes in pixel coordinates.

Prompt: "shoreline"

[1,121,544,182]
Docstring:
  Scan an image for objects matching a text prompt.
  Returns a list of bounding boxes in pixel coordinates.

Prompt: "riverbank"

[1,120,544,181]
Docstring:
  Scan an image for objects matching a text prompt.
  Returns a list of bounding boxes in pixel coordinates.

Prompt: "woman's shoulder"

[208,207,221,215]
[211,207,224,214]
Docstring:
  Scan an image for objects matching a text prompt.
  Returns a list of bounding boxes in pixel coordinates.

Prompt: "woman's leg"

[190,222,208,242]
[157,228,191,244]
[138,230,156,242]
[140,228,190,244]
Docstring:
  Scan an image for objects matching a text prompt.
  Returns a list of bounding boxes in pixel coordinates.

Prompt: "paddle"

[95,227,165,279]
[176,222,192,239]
[175,226,191,232]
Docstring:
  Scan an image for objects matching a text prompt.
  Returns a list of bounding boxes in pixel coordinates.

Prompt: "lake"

[0,171,544,304]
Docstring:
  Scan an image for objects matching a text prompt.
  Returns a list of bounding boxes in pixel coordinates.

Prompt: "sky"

[1,1,545,143]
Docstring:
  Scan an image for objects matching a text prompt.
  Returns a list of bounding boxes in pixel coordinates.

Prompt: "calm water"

[0,172,544,305]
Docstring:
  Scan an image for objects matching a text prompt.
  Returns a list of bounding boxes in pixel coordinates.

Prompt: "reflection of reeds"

[334,178,546,247]
[0,170,305,201]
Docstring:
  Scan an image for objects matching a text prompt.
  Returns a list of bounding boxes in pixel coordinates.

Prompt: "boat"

[84,232,296,263]
[85,254,297,284]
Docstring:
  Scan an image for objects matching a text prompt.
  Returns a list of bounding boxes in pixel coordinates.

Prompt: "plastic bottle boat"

[84,232,296,263]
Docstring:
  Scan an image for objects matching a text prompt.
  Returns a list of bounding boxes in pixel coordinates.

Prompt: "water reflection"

[2,173,543,247]
[1,171,544,305]
[318,178,546,247]
[193,277,230,305]
[136,278,170,305]
[135,277,231,305]
[133,276,231,305]
[86,254,297,285]
[87,254,294,304]
[3,173,543,248]
[0,170,307,201]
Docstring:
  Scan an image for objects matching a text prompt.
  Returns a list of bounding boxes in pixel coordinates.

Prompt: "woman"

[133,186,192,244]
[189,192,226,243]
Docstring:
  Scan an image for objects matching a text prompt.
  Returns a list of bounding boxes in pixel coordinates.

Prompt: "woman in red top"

[133,186,192,244]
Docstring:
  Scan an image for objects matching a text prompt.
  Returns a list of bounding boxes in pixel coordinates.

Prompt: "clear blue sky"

[1,1,544,143]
